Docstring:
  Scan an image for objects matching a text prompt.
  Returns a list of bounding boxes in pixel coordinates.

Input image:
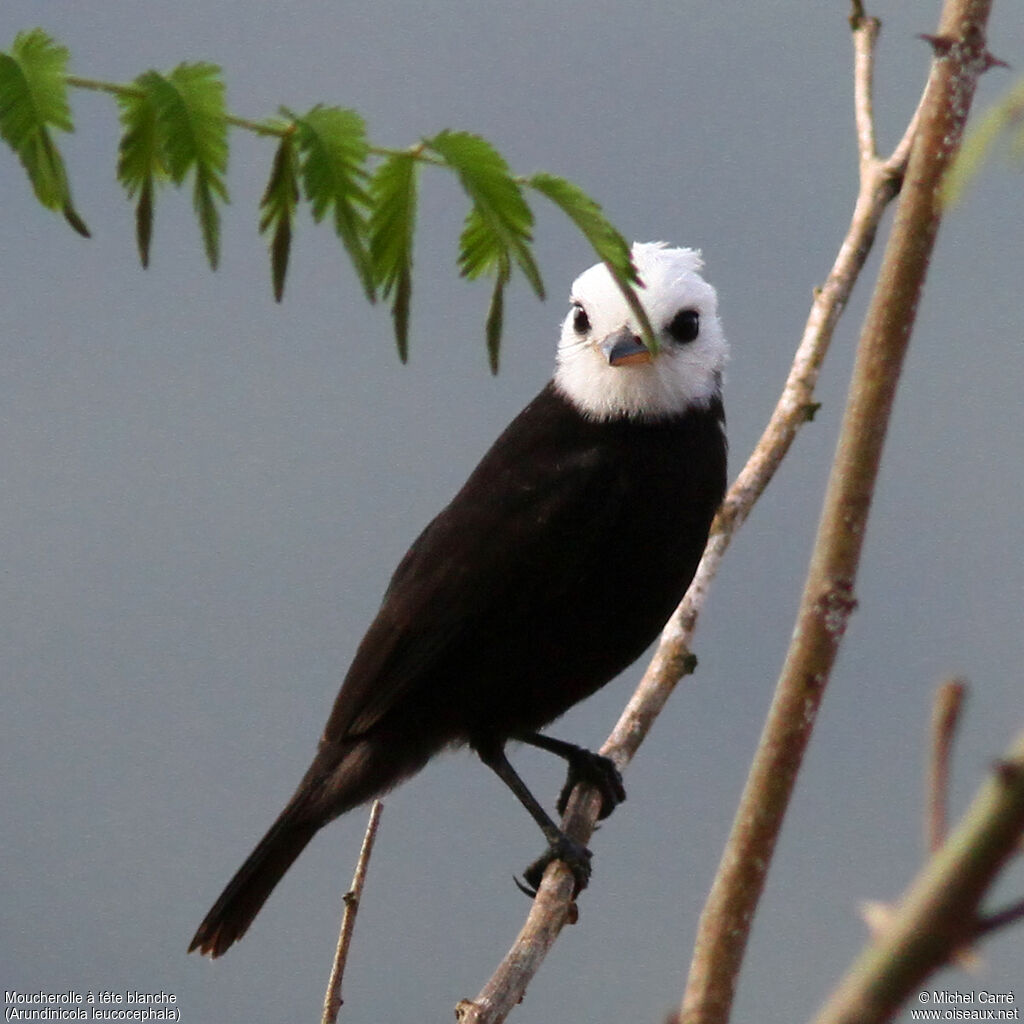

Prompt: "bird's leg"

[473,737,592,897]
[515,732,626,820]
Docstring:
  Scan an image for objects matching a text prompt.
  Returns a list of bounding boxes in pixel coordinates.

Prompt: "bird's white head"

[553,242,728,422]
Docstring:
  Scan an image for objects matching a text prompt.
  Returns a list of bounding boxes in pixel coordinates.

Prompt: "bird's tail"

[188,805,319,959]
[189,732,434,957]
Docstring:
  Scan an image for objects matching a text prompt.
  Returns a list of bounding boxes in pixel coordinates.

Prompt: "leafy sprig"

[117,64,229,268]
[257,127,300,303]
[1,27,651,366]
[368,151,418,361]
[0,28,89,235]
[291,105,375,302]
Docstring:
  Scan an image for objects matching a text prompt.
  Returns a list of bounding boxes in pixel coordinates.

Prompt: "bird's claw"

[513,874,539,899]
[517,834,592,898]
[556,751,626,820]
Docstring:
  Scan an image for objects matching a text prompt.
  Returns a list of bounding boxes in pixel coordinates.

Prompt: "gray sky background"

[3,2,1023,1022]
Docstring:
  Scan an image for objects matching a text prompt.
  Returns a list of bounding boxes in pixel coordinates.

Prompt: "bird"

[189,241,728,958]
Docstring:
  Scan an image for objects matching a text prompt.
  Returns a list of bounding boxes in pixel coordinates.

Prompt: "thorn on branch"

[919,33,956,58]
[859,898,896,938]
[981,52,1011,72]
[918,32,1009,73]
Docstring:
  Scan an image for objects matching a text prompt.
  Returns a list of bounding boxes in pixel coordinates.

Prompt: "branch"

[320,800,384,1024]
[851,4,882,168]
[456,9,931,1023]
[976,895,1024,937]
[812,730,1024,1024]
[681,3,997,1021]
[66,74,285,137]
[927,678,967,853]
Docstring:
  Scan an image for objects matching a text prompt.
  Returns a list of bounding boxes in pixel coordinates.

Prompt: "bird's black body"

[329,384,725,751]
[190,243,728,957]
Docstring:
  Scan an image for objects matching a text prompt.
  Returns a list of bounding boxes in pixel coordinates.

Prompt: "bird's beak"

[599,327,652,367]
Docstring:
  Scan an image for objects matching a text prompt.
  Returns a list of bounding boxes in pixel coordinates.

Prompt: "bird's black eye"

[572,304,591,335]
[666,309,700,344]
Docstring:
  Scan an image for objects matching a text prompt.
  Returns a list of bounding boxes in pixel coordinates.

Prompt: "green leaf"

[193,166,222,270]
[427,130,544,299]
[529,171,657,351]
[527,172,634,282]
[485,254,510,375]
[116,65,230,267]
[0,29,73,136]
[368,151,418,360]
[0,28,89,235]
[140,63,229,269]
[259,131,300,301]
[117,78,166,266]
[148,65,228,184]
[115,64,230,268]
[457,204,504,279]
[61,199,90,237]
[291,105,374,302]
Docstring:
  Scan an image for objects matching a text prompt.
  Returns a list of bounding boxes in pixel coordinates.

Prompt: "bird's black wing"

[322,389,622,742]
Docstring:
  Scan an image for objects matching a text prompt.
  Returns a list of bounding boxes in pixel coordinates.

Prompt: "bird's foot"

[556,750,626,820]
[516,833,592,898]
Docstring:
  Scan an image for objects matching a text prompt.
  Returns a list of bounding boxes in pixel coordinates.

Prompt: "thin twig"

[65,75,287,137]
[974,894,1024,938]
[456,10,922,1023]
[455,864,580,1024]
[927,678,967,853]
[851,13,931,178]
[851,8,882,168]
[321,800,384,1024]
[64,75,453,155]
[813,731,1024,1024]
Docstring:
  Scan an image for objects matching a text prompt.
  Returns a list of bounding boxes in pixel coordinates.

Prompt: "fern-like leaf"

[0,28,89,235]
[126,64,229,269]
[193,166,223,270]
[117,77,166,266]
[485,254,511,375]
[369,152,418,360]
[259,130,299,301]
[428,130,544,299]
[165,63,228,268]
[529,172,656,351]
[291,105,374,302]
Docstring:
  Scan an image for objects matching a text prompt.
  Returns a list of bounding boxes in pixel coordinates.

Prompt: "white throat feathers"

[553,242,728,422]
